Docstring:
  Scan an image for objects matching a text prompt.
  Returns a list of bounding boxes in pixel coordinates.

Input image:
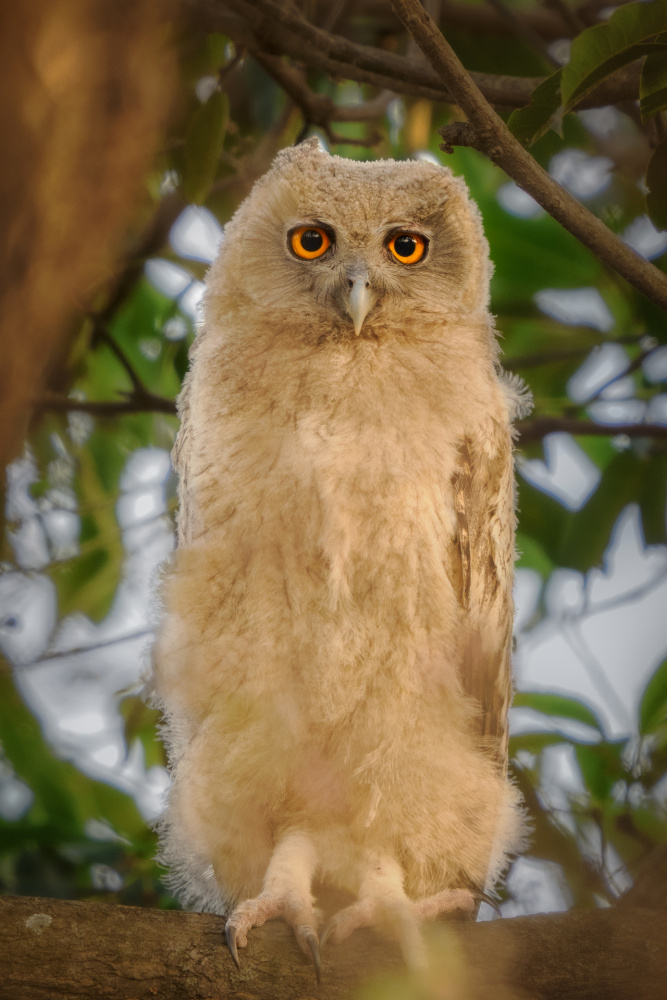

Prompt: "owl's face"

[211,139,491,342]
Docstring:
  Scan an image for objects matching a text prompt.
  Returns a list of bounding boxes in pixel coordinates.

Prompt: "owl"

[150,138,529,976]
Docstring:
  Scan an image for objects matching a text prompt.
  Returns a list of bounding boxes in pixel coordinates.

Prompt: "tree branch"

[2,895,666,999]
[36,390,177,418]
[516,416,667,443]
[192,0,640,111]
[303,0,623,41]
[252,51,389,144]
[389,0,667,314]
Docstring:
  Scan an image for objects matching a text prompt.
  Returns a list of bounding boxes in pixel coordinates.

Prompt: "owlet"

[150,138,529,975]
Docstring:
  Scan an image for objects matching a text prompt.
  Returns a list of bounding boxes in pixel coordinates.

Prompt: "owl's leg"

[224,830,322,981]
[321,853,427,970]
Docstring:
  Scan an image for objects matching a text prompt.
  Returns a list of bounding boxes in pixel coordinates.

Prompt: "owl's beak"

[345,275,376,336]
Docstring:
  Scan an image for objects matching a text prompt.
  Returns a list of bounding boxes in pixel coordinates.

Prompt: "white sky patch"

[413,150,440,167]
[567,343,630,403]
[0,573,57,666]
[587,399,646,425]
[549,149,612,200]
[145,259,192,298]
[515,506,667,739]
[643,346,667,383]
[514,569,542,633]
[578,106,622,139]
[517,433,601,510]
[642,346,667,382]
[623,216,667,260]
[645,395,667,424]
[497,182,543,219]
[502,856,572,917]
[170,206,224,264]
[92,745,121,768]
[59,712,107,735]
[179,281,205,319]
[163,316,189,342]
[535,288,614,332]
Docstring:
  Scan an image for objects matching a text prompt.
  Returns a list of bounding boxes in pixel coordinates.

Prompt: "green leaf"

[639,657,667,733]
[182,90,229,205]
[509,732,569,755]
[640,33,667,118]
[556,451,642,572]
[575,741,626,803]
[561,0,667,113]
[513,691,603,731]
[516,530,554,578]
[637,450,667,546]
[646,137,667,231]
[508,71,563,147]
[0,672,144,841]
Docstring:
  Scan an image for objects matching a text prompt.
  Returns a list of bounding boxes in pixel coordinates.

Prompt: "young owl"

[150,138,529,975]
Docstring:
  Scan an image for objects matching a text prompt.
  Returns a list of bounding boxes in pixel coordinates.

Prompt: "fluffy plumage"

[150,139,529,970]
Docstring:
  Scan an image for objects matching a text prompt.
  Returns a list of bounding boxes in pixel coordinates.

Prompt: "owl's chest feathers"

[190,336,501,641]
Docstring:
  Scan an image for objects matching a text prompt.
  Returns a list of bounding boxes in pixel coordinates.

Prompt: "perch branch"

[1,895,666,1000]
[390,0,667,314]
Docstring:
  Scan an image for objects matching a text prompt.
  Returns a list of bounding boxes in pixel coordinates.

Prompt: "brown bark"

[1,895,666,1000]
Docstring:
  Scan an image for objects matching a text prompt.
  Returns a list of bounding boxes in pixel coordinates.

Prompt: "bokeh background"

[1,0,666,919]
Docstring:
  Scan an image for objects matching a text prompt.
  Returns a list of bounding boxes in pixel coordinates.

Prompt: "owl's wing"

[171,350,197,547]
[450,424,515,768]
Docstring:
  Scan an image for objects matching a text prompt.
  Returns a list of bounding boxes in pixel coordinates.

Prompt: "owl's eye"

[290,226,332,260]
[387,232,427,265]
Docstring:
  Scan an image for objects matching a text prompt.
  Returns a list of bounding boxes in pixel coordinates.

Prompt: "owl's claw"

[299,924,321,983]
[225,921,241,969]
[472,889,502,917]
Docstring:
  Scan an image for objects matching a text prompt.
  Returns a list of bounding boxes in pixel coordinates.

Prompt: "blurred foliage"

[1,0,667,918]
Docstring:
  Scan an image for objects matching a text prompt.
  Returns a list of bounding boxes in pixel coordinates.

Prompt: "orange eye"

[387,232,427,264]
[290,226,332,259]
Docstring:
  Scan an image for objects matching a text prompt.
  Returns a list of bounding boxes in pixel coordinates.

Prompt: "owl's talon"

[472,890,502,917]
[299,925,321,983]
[225,921,241,969]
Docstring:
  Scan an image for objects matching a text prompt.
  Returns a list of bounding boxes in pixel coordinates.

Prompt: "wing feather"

[450,425,515,768]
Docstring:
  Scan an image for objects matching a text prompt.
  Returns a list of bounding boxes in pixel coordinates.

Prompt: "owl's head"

[208,138,492,342]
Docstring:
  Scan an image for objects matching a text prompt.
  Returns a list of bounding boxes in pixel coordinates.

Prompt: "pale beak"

[346,275,376,336]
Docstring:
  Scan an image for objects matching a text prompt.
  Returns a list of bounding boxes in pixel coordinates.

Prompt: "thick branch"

[2,895,666,1000]
[390,0,667,314]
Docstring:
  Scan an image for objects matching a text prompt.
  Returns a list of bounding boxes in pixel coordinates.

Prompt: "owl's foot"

[321,855,427,970]
[225,893,321,979]
[224,831,321,982]
[321,867,490,970]
[413,886,481,921]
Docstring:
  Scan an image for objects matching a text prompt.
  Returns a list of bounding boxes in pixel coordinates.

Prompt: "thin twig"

[37,391,177,417]
[516,416,667,443]
[505,334,646,370]
[390,0,667,314]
